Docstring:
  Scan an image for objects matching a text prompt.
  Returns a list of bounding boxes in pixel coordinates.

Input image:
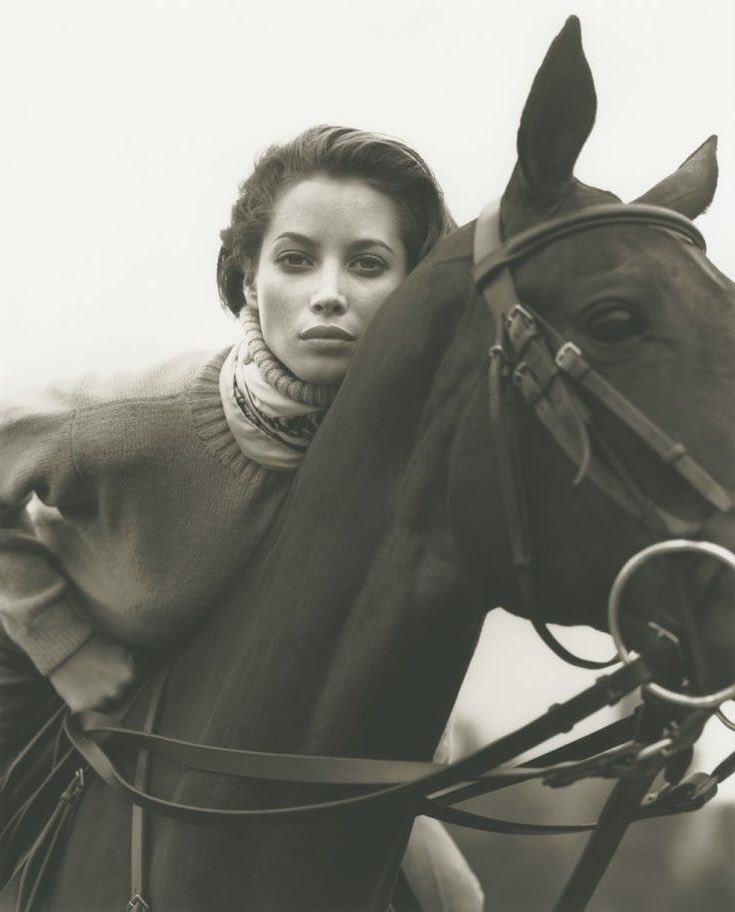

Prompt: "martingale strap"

[128,668,168,912]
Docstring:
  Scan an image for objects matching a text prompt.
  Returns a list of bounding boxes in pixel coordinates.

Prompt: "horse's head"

[452,17,735,696]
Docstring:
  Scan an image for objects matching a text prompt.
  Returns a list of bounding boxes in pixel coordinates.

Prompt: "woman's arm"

[0,384,95,674]
[0,505,96,676]
[1,384,138,710]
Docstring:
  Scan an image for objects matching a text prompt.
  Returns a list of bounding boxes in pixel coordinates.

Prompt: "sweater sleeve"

[0,385,95,674]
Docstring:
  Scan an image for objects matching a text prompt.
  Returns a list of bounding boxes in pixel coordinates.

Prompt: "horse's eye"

[582,304,648,344]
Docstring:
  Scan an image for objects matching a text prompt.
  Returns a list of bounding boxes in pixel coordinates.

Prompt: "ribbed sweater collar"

[188,350,252,474]
[239,308,339,409]
[189,312,342,475]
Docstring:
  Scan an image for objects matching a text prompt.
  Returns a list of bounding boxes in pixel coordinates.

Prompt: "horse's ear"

[501,16,596,231]
[633,136,718,218]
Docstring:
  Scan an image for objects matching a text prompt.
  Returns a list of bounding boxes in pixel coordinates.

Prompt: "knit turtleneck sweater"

[0,346,307,674]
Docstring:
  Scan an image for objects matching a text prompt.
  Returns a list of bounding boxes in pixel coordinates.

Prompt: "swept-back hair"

[217,125,456,315]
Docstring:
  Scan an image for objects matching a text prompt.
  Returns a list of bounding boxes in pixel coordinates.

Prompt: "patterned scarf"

[219,308,340,471]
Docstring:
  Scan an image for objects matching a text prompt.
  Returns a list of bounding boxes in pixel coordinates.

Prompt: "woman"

[0,125,480,910]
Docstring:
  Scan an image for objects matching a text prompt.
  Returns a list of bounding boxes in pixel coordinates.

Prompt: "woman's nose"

[310,272,347,316]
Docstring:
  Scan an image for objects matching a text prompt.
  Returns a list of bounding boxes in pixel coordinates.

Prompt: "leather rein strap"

[60,657,726,912]
[63,659,653,831]
[473,200,732,669]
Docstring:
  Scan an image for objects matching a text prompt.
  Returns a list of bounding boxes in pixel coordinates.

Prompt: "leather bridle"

[5,202,735,912]
[473,199,732,669]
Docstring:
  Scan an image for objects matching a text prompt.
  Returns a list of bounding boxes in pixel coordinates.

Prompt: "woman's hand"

[48,632,138,712]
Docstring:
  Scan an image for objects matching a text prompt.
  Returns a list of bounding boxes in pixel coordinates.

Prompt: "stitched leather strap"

[506,306,712,536]
[129,670,168,912]
[554,342,733,513]
[70,714,440,786]
[550,702,674,912]
[62,660,652,829]
[476,201,617,668]
[474,203,706,288]
[474,201,729,524]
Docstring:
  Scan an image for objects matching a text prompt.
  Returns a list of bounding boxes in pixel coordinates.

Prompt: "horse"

[5,15,734,912]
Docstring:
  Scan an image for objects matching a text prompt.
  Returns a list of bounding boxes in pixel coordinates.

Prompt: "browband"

[474,202,706,289]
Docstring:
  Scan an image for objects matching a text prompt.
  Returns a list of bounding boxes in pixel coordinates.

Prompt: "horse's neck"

[158,266,491,762]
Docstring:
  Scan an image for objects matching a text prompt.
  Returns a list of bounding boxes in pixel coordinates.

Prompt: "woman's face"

[245,175,409,385]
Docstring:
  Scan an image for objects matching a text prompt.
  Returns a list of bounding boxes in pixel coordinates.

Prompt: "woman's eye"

[277,252,311,270]
[582,304,649,344]
[351,255,386,275]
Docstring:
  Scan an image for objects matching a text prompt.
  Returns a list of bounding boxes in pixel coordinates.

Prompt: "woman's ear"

[243,281,258,310]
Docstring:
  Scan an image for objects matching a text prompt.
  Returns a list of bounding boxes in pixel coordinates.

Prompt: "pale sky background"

[1,0,733,794]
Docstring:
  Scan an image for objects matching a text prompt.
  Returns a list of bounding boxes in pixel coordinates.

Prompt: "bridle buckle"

[507,303,536,327]
[555,341,589,380]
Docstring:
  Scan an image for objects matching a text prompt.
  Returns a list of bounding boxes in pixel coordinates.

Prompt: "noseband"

[472,201,733,669]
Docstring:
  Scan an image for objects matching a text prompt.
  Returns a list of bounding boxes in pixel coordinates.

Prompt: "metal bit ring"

[608,539,735,708]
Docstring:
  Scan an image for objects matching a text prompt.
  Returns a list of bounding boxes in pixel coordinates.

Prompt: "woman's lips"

[299,325,356,341]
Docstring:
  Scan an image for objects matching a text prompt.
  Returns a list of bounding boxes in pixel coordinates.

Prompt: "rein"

[6,202,734,912]
[46,635,734,912]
